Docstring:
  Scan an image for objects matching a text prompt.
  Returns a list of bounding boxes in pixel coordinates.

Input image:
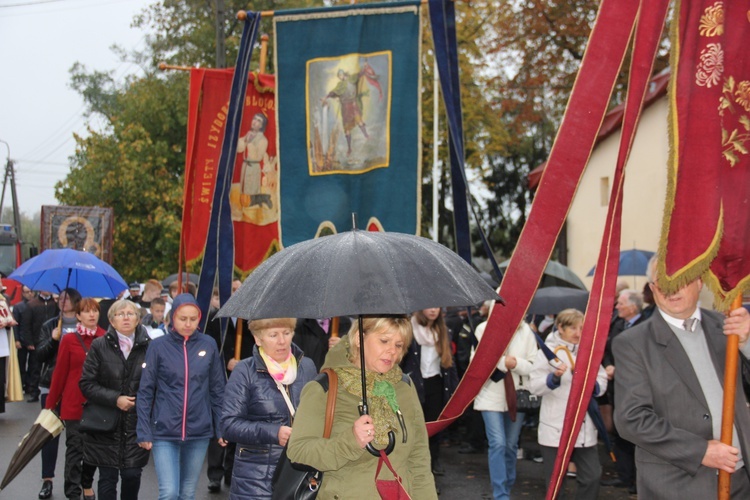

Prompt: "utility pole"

[0,139,23,249]
[215,0,226,68]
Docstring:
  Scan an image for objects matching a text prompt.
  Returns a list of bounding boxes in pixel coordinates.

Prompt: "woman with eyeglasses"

[79,299,151,500]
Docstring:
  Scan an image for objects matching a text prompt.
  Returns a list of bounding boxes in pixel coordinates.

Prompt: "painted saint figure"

[322,60,382,156]
[236,113,272,209]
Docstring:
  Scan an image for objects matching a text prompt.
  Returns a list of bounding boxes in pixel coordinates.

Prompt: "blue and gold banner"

[274,1,421,245]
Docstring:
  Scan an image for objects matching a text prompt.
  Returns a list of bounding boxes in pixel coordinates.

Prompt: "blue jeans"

[152,439,210,500]
[482,411,525,500]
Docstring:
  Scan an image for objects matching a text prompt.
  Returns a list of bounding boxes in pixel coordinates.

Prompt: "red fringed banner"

[181,69,280,277]
[659,0,750,309]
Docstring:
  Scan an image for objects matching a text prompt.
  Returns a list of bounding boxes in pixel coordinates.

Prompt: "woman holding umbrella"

[79,299,151,500]
[527,309,608,499]
[287,316,437,499]
[45,298,105,500]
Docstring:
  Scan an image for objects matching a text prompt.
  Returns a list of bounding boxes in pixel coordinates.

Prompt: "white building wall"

[566,98,669,294]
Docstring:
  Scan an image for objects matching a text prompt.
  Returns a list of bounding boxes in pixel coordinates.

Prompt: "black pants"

[63,420,97,499]
[0,357,5,413]
[40,394,60,479]
[17,344,29,392]
[540,445,601,500]
[98,466,142,500]
[422,375,444,468]
[207,438,235,482]
[613,432,636,486]
[26,349,41,396]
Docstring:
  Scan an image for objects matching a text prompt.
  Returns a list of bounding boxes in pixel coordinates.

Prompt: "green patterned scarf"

[337,364,403,447]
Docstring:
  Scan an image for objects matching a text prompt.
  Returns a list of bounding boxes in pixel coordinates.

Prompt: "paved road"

[0,400,633,499]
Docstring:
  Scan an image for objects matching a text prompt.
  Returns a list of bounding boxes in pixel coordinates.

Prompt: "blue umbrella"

[9,249,127,298]
[587,249,654,277]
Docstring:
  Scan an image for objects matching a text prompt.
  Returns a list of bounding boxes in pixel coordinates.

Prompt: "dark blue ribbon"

[428,0,504,286]
[196,11,262,339]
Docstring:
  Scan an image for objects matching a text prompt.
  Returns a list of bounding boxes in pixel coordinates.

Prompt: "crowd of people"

[1,255,750,500]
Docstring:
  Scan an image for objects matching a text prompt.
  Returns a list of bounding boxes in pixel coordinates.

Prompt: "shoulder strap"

[401,373,412,386]
[321,368,337,438]
[74,332,90,354]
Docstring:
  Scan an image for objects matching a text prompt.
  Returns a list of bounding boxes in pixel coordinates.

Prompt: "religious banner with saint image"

[274,1,422,245]
[182,68,279,276]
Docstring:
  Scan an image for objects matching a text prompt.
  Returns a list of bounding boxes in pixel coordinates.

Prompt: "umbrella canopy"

[587,248,654,277]
[1,409,64,490]
[219,229,499,457]
[219,229,500,320]
[499,259,587,290]
[527,286,589,316]
[161,272,200,287]
[8,249,127,299]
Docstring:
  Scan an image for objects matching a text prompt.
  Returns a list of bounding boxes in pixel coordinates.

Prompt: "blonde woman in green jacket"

[287,316,438,499]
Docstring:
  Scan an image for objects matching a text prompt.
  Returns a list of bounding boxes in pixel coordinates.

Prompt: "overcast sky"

[0,0,155,216]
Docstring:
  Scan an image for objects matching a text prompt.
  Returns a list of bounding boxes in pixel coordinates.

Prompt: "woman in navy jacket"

[137,294,226,500]
[220,318,316,499]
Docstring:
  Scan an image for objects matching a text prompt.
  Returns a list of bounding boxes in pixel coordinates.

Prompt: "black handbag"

[271,368,337,500]
[79,401,120,433]
[515,378,541,414]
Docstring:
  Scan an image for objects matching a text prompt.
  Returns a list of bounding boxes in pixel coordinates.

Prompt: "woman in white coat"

[527,309,608,500]
[472,319,538,500]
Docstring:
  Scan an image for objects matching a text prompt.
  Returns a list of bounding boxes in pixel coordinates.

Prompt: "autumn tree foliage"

[56,0,669,279]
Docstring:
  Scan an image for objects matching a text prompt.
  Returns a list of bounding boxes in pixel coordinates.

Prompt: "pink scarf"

[77,323,97,337]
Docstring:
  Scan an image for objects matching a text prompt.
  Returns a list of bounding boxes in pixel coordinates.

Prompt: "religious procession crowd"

[1,255,750,500]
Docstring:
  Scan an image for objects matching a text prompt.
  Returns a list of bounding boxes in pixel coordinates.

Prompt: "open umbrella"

[1,409,64,490]
[586,248,654,277]
[499,259,587,290]
[161,272,200,287]
[8,249,127,298]
[527,286,589,316]
[218,229,500,455]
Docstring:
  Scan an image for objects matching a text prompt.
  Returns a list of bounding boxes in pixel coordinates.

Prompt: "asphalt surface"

[0,400,635,499]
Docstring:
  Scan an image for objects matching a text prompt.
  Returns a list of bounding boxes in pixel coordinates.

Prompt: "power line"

[0,0,66,8]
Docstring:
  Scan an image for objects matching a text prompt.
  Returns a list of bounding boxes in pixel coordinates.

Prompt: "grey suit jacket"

[613,309,750,499]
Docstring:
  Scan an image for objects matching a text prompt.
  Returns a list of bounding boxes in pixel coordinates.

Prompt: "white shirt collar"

[658,307,702,331]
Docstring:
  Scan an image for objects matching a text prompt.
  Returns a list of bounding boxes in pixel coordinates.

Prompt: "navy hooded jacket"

[136,293,226,442]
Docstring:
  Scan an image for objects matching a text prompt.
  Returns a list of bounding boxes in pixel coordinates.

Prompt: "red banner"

[182,69,279,277]
[659,1,750,309]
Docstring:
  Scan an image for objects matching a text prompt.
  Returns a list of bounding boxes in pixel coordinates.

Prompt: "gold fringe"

[658,0,724,297]
[251,72,274,94]
[274,5,419,24]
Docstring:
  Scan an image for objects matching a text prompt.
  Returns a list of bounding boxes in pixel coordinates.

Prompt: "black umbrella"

[162,272,200,287]
[218,230,499,320]
[1,409,64,490]
[527,286,589,315]
[499,259,587,290]
[218,229,500,455]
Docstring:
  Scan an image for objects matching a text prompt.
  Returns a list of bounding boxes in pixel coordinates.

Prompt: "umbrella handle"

[365,431,396,457]
[359,404,397,456]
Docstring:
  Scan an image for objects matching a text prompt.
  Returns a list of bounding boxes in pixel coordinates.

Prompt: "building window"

[600,177,609,206]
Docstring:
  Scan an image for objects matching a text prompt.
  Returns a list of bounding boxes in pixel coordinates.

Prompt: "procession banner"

[40,205,114,263]
[273,1,421,245]
[181,67,279,278]
[658,0,750,309]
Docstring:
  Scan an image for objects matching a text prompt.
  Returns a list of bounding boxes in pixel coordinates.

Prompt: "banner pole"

[718,294,744,499]
[259,34,269,75]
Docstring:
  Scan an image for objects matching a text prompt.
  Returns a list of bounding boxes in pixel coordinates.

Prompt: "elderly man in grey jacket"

[614,257,750,499]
